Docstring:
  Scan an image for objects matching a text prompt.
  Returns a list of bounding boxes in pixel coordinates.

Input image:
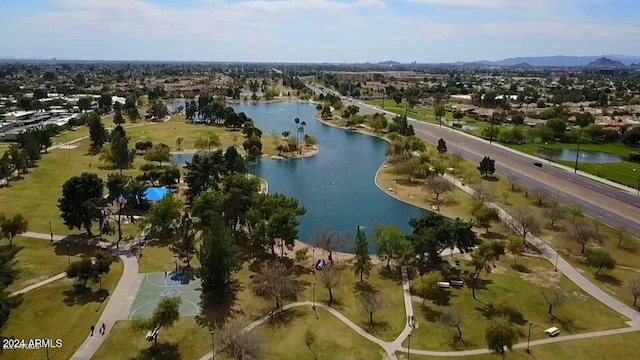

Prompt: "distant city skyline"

[1,0,639,63]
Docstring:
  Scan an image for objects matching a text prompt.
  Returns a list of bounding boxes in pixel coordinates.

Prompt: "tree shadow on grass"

[449,333,477,351]
[132,342,181,360]
[552,315,581,333]
[266,307,305,328]
[481,232,506,240]
[419,303,442,322]
[477,302,528,326]
[595,273,622,286]
[423,288,455,307]
[63,285,110,306]
[377,266,403,285]
[618,243,638,254]
[510,264,530,273]
[197,280,243,327]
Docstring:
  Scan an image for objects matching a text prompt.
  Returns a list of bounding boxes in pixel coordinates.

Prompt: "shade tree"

[477,156,496,177]
[507,205,540,242]
[352,226,372,284]
[144,195,183,241]
[359,290,383,329]
[251,261,301,311]
[134,296,182,346]
[198,216,240,304]
[311,228,347,265]
[585,248,616,275]
[0,214,28,247]
[318,265,340,304]
[59,173,105,236]
[214,316,262,360]
[470,241,505,300]
[372,224,412,269]
[541,286,567,317]
[66,250,114,288]
[485,316,518,357]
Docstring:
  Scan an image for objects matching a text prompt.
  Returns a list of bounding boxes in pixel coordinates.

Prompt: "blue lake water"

[173,102,424,249]
[534,149,622,164]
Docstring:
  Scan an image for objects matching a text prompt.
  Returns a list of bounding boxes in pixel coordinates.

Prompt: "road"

[306,83,640,238]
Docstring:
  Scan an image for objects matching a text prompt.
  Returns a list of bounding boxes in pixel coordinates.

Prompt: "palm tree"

[300,121,307,154]
[294,118,300,147]
[281,131,291,140]
[175,137,184,151]
[298,126,305,155]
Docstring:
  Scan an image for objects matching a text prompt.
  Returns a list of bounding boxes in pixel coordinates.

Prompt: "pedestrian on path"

[101,323,106,335]
[164,271,167,278]
[90,325,95,336]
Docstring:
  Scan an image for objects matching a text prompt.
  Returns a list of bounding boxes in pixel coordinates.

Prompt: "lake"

[534,149,622,164]
[173,102,425,249]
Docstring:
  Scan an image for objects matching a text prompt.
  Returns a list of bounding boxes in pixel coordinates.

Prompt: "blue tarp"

[144,187,174,202]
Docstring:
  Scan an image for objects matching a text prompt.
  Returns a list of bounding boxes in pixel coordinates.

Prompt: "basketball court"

[127,272,202,319]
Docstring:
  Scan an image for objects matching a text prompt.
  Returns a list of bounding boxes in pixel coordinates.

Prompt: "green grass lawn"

[296,262,406,342]
[92,317,210,360]
[396,330,640,360]
[258,307,386,360]
[2,237,108,293]
[404,256,629,352]
[2,258,124,360]
[137,241,201,274]
[510,142,640,189]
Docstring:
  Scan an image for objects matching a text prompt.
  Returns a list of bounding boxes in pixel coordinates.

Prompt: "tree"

[134,297,182,346]
[7,144,27,176]
[198,217,240,303]
[568,220,602,254]
[629,278,640,308]
[485,316,518,357]
[359,290,383,328]
[150,100,169,119]
[533,188,549,206]
[507,205,541,242]
[171,213,197,269]
[126,106,140,123]
[184,151,226,200]
[59,173,105,235]
[242,136,263,158]
[66,250,114,288]
[318,265,340,304]
[409,213,479,265]
[477,156,495,178]
[251,261,300,311]
[616,226,628,248]
[453,111,464,125]
[541,286,567,316]
[98,93,113,112]
[223,174,260,237]
[144,143,171,165]
[311,229,347,265]
[439,307,464,341]
[353,226,372,284]
[507,237,524,265]
[568,205,584,223]
[145,195,182,241]
[113,107,125,125]
[105,174,131,248]
[544,198,565,228]
[434,102,446,127]
[214,316,262,360]
[77,96,93,112]
[194,133,222,153]
[470,241,505,300]
[585,248,616,275]
[437,138,448,157]
[87,113,108,151]
[175,137,184,151]
[426,176,454,203]
[372,224,412,269]
[471,203,500,233]
[0,214,28,247]
[224,146,247,174]
[305,329,318,360]
[106,126,135,174]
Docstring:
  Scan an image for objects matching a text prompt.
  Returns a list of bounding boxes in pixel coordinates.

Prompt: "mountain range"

[474,55,640,67]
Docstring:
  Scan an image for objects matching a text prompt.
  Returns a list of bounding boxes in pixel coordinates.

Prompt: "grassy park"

[3,259,123,360]
[405,256,628,351]
[396,331,640,359]
[2,236,103,293]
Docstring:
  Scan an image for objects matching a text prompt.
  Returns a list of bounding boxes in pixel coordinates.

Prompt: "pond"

[172,102,425,249]
[534,149,622,164]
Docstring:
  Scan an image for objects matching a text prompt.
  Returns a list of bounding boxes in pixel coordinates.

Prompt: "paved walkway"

[11,272,66,296]
[443,173,640,326]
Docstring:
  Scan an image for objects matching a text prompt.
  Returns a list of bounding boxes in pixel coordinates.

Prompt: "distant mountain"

[512,62,533,68]
[477,55,640,67]
[586,57,627,68]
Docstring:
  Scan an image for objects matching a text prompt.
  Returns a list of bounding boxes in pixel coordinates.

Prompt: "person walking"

[101,323,106,335]
[90,325,95,336]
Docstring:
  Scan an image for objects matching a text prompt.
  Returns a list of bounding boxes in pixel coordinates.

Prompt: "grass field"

[396,330,640,359]
[404,256,629,352]
[138,242,201,274]
[297,262,406,342]
[3,259,124,360]
[258,307,386,360]
[92,317,210,360]
[2,236,109,293]
[510,142,640,189]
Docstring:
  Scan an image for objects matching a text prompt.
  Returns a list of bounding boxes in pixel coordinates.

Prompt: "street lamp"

[407,331,412,359]
[66,243,70,265]
[49,221,53,243]
[634,169,640,195]
[210,330,216,360]
[554,252,559,272]
[312,247,316,270]
[312,282,316,309]
[526,322,533,353]
[574,132,583,173]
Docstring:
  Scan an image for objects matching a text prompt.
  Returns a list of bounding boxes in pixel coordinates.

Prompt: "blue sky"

[1,0,639,62]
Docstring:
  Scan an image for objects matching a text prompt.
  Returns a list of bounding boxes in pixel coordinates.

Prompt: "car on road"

[533,162,543,167]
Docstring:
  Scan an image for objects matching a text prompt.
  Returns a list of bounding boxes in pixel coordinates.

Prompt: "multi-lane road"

[306,82,640,238]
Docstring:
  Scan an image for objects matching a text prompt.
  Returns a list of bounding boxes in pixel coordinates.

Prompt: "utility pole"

[526,322,532,353]
[574,135,581,173]
[210,330,216,360]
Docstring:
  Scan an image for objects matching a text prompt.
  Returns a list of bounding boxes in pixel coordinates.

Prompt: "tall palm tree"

[294,118,300,147]
[299,121,307,154]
